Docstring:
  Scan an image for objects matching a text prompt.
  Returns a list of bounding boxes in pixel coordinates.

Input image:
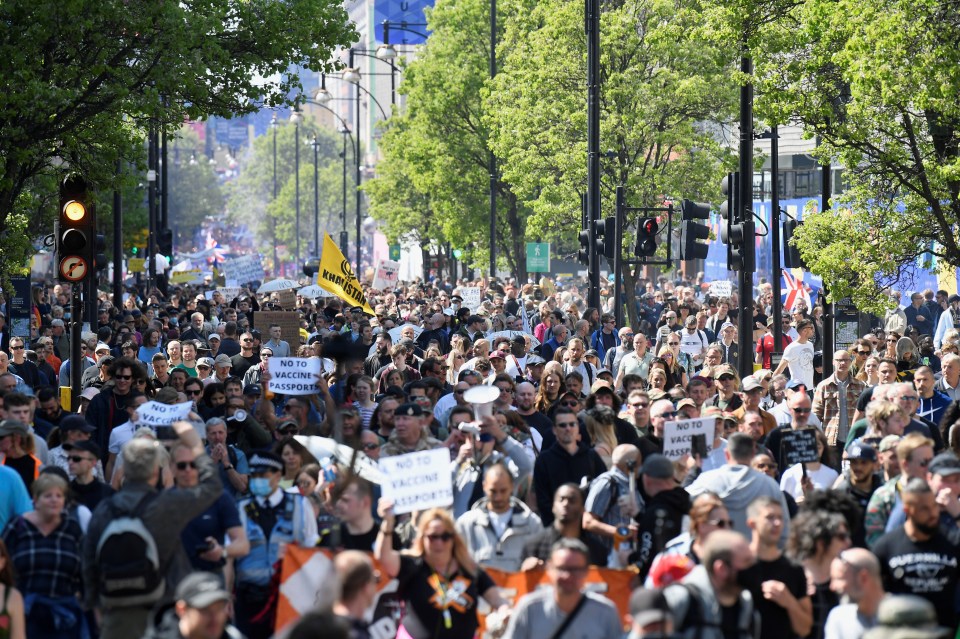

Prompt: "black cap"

[60,414,95,434]
[242,384,261,397]
[395,402,423,417]
[249,450,284,473]
[64,440,102,460]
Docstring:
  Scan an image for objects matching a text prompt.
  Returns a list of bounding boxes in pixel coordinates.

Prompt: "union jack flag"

[782,269,812,311]
[205,232,227,266]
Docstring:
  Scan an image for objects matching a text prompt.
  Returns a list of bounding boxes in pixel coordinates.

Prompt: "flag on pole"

[316,233,375,315]
[520,299,532,335]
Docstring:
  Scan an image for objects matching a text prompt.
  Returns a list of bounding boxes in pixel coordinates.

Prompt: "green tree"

[365,0,532,276]
[0,0,356,282]
[721,0,960,313]
[225,117,354,270]
[485,0,736,322]
[166,129,224,249]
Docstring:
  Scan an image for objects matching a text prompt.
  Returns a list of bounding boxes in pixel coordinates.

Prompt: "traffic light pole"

[70,286,82,407]
[614,187,625,327]
[769,126,783,348]
[736,49,755,381]
[821,159,834,379]
[147,127,158,294]
[112,160,123,306]
[585,0,601,311]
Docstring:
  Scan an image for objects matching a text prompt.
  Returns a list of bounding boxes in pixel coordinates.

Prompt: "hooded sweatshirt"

[686,464,790,545]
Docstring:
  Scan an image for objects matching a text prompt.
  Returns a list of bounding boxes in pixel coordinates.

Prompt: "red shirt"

[755,333,792,369]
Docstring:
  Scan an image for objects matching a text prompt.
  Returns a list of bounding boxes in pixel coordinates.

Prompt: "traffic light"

[635,217,658,257]
[303,258,320,277]
[93,232,107,272]
[679,199,711,261]
[577,222,592,265]
[783,218,805,269]
[719,173,737,270]
[157,229,173,256]
[56,174,95,283]
[593,217,616,261]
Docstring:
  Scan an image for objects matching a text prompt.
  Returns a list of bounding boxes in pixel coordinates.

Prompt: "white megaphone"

[463,385,500,420]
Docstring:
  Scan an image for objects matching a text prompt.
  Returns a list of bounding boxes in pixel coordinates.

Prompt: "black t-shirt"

[397,555,495,639]
[742,555,808,639]
[321,521,401,552]
[230,353,259,378]
[873,527,959,628]
[721,600,743,639]
[69,478,115,512]
[3,455,36,493]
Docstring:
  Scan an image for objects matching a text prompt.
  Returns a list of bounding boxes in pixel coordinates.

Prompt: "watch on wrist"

[224,465,233,471]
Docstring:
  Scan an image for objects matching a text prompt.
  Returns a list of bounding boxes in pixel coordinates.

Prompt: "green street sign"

[388,244,401,261]
[526,242,551,273]
[452,249,463,260]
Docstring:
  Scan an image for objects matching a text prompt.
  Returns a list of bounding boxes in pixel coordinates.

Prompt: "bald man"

[824,548,886,639]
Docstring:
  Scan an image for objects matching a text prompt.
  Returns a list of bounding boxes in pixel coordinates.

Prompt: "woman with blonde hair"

[584,405,618,468]
[445,350,466,386]
[844,399,909,449]
[856,355,880,385]
[375,503,508,639]
[655,345,688,389]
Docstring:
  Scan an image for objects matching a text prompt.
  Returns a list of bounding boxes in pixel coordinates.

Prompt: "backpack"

[96,492,164,608]
[675,583,757,639]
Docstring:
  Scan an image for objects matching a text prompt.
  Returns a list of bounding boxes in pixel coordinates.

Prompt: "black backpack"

[96,492,164,607]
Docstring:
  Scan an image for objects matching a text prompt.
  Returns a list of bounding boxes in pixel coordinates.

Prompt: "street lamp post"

[311,134,320,258]
[271,113,280,276]
[291,107,302,267]
[347,50,363,275]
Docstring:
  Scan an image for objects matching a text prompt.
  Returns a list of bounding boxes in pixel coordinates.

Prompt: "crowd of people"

[0,274,958,639]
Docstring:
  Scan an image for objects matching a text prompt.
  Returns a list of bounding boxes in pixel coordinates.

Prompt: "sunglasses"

[242,338,253,342]
[68,455,91,463]
[114,374,132,381]
[793,408,811,414]
[555,421,579,429]
[176,461,198,471]
[363,442,381,451]
[560,401,579,408]
[668,342,680,346]
[186,389,203,396]
[9,346,23,351]
[425,532,454,543]
[658,411,677,419]
[707,518,734,528]
[857,350,871,355]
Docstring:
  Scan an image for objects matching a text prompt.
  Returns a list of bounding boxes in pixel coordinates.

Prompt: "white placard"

[267,357,322,395]
[222,254,265,284]
[662,416,716,461]
[378,448,454,515]
[217,286,242,301]
[136,401,193,428]
[372,259,401,291]
[460,287,482,312]
[708,280,733,298]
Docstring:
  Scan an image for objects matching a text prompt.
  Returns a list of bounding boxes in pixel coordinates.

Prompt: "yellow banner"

[938,265,958,296]
[316,233,375,315]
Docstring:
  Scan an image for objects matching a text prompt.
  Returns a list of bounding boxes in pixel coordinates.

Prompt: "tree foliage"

[225,118,354,265]
[0,0,356,282]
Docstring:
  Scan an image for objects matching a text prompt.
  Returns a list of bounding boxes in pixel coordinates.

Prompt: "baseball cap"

[928,452,960,476]
[64,440,102,460]
[242,384,262,397]
[713,364,736,379]
[276,419,299,434]
[155,387,181,404]
[590,380,614,395]
[489,350,507,360]
[95,342,111,354]
[629,588,672,626]
[641,454,675,480]
[80,387,100,401]
[214,354,232,367]
[741,376,762,392]
[207,333,221,342]
[60,414,95,434]
[525,354,546,366]
[0,420,28,438]
[676,398,696,412]
[196,357,215,369]
[785,379,807,391]
[846,442,878,462]
[949,294,960,304]
[175,572,231,609]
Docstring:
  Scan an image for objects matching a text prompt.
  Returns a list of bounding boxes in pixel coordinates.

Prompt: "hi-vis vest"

[236,490,312,587]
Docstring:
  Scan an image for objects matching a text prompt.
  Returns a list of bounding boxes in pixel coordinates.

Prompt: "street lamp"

[352,47,401,107]
[291,107,303,267]
[310,134,320,259]
[270,113,280,276]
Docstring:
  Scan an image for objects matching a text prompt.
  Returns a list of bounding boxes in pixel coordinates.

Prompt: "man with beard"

[663,529,758,639]
[229,332,260,379]
[835,443,882,548]
[515,381,555,450]
[873,478,958,628]
[604,326,635,379]
[521,483,608,568]
[364,331,392,377]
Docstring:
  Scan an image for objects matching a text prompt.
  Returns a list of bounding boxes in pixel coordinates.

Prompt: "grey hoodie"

[686,464,789,545]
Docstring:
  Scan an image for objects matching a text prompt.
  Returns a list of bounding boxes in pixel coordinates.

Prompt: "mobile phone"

[195,542,213,557]
[691,434,708,458]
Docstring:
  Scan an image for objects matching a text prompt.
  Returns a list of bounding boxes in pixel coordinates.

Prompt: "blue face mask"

[249,477,272,497]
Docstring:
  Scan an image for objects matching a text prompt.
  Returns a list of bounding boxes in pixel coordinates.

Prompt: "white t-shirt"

[780,463,839,499]
[781,340,815,388]
[678,329,708,359]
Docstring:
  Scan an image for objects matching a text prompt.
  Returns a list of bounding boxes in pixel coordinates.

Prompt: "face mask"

[249,477,272,497]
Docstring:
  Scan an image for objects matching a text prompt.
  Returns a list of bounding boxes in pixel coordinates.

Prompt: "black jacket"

[533,443,606,525]
[635,485,691,579]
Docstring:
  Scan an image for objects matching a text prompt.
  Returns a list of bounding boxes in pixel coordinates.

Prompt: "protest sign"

[170,269,204,284]
[460,287,482,312]
[709,280,733,298]
[662,416,715,461]
[222,254,265,284]
[137,400,193,427]
[277,288,297,310]
[216,286,242,302]
[253,311,301,353]
[378,448,453,515]
[267,357,322,395]
[780,429,820,467]
[372,259,400,291]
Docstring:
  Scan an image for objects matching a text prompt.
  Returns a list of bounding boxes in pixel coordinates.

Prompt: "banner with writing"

[662,416,715,461]
[378,448,453,515]
[222,254,265,284]
[267,357,322,395]
[372,259,401,291]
